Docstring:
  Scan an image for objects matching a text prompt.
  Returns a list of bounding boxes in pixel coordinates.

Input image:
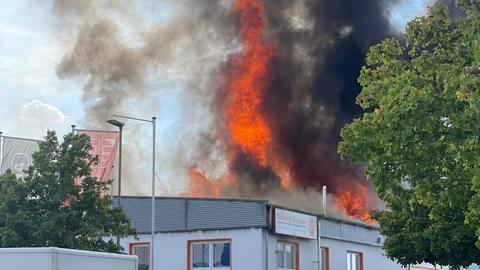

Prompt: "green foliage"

[0,131,135,253]
[339,1,480,269]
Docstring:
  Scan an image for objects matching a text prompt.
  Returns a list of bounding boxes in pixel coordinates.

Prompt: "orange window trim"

[321,246,330,270]
[278,239,300,270]
[347,250,364,270]
[187,238,232,270]
[129,241,150,255]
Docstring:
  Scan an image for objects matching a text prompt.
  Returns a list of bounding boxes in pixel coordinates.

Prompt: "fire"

[184,0,376,225]
[225,0,295,191]
[270,155,294,189]
[183,167,238,198]
[225,0,275,166]
[334,182,376,224]
[184,167,221,198]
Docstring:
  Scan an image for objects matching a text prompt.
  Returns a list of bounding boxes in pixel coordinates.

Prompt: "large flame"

[185,0,375,224]
[225,0,275,166]
[226,0,295,190]
[334,182,376,224]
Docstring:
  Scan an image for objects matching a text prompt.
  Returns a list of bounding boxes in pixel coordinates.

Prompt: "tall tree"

[338,1,480,268]
[0,131,135,253]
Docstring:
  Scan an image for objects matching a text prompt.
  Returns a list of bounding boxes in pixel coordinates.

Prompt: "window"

[189,239,231,270]
[347,251,363,270]
[321,247,329,270]
[277,241,298,270]
[129,242,150,270]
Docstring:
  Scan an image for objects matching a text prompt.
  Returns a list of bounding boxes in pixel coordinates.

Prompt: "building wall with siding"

[320,219,383,247]
[118,197,480,270]
[117,197,268,233]
[321,237,405,270]
[122,228,264,270]
[266,232,318,270]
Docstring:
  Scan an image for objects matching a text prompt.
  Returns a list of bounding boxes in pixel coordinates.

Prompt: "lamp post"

[106,119,124,247]
[0,131,3,170]
[113,114,156,270]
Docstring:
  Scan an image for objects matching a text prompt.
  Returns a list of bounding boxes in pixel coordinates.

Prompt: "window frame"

[128,242,151,270]
[346,250,363,270]
[276,240,300,270]
[187,238,232,270]
[321,246,330,270]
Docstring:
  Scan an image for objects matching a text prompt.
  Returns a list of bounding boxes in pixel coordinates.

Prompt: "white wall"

[121,229,480,270]
[266,233,319,270]
[121,228,264,270]
[321,238,406,270]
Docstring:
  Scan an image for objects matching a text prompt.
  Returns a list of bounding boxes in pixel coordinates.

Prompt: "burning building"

[114,196,466,270]
[181,0,388,223]
[55,0,415,223]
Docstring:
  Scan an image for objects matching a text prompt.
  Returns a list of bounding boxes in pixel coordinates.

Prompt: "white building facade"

[117,196,479,270]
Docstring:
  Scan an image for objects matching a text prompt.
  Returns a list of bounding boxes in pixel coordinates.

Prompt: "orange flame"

[183,167,238,198]
[225,0,275,166]
[185,0,376,224]
[334,182,376,224]
[183,167,221,198]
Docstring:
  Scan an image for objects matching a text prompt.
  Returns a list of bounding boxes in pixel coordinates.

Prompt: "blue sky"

[0,0,437,137]
[0,1,81,138]
[0,0,437,194]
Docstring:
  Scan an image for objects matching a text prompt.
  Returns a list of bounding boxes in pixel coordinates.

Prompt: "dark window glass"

[132,244,150,270]
[192,243,209,268]
[277,242,284,268]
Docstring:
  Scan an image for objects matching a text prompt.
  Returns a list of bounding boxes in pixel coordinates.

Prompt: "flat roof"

[114,196,379,231]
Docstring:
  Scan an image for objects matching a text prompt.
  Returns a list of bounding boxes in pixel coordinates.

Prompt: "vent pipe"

[322,186,327,216]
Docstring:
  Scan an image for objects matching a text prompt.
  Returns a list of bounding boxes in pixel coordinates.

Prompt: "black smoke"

[229,0,401,199]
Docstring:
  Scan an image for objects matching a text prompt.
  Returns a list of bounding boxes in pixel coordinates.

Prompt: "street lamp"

[106,119,124,247]
[113,114,156,270]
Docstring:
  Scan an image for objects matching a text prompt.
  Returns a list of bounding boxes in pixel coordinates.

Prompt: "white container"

[0,247,138,270]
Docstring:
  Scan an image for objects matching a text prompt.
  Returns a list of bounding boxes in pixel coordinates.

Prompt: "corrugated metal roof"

[116,196,268,233]
[116,196,382,246]
[320,219,382,246]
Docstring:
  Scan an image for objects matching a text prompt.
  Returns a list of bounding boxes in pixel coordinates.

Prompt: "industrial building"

[117,196,413,270]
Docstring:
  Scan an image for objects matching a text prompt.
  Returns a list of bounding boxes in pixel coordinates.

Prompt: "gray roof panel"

[116,196,268,233]
[117,196,382,246]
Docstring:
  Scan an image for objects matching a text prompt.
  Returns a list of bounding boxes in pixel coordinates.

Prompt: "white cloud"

[17,99,69,138]
[388,0,438,33]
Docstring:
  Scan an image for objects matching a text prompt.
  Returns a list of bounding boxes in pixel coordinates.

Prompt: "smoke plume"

[52,0,439,221]
[258,0,399,212]
[52,0,237,194]
[185,0,401,221]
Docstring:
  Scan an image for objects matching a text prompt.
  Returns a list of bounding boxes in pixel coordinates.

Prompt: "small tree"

[0,131,135,252]
[339,1,480,269]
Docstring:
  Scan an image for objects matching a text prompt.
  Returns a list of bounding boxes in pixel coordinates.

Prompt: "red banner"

[77,130,120,183]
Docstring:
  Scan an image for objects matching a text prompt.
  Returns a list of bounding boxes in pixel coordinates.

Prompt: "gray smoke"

[53,0,237,194]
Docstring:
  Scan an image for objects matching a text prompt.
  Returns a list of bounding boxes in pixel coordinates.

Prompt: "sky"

[0,0,437,194]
